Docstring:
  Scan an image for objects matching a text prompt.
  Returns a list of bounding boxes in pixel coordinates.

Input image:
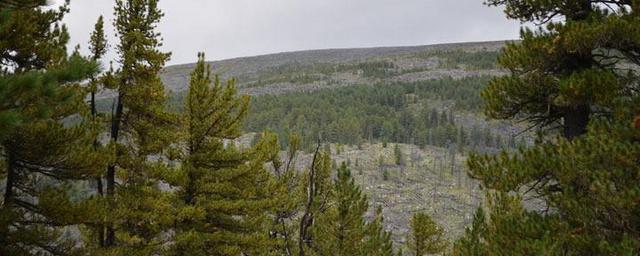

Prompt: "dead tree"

[298,141,322,256]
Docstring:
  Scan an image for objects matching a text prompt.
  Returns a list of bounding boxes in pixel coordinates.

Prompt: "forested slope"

[93,41,528,245]
[154,41,521,151]
[146,42,527,244]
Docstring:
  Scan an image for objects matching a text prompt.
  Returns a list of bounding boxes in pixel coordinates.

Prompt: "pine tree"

[456,126,466,152]
[170,53,277,255]
[0,1,108,254]
[88,15,107,129]
[86,15,109,248]
[457,1,640,255]
[394,144,403,166]
[431,108,440,127]
[310,162,395,256]
[0,0,70,73]
[362,206,395,256]
[407,212,447,256]
[101,0,178,253]
[0,0,73,137]
[481,0,638,139]
[451,207,487,256]
[463,107,640,254]
[311,162,368,255]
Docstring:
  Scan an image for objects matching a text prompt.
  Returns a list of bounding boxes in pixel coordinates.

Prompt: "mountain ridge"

[158,40,509,95]
[166,40,509,69]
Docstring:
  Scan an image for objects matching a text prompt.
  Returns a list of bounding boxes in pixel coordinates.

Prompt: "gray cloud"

[60,0,521,66]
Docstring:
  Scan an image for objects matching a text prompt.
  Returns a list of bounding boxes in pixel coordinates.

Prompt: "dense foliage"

[158,74,523,153]
[169,53,276,255]
[240,50,499,87]
[0,1,107,255]
[0,2,410,255]
[455,1,640,255]
[9,0,640,255]
[407,212,447,256]
[416,50,500,70]
[93,0,180,253]
[243,77,519,151]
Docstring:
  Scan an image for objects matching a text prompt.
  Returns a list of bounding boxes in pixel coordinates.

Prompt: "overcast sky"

[59,0,522,66]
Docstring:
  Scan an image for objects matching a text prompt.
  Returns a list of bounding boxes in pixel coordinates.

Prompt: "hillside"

[9,0,640,254]
[158,40,507,96]
[97,40,524,247]
[154,40,523,151]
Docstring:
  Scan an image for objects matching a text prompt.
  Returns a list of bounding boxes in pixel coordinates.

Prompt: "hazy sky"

[59,0,522,66]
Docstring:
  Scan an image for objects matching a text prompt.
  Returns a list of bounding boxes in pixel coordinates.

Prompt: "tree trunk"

[560,1,592,141]
[299,143,321,256]
[105,94,123,247]
[2,154,16,207]
[563,105,590,140]
[91,82,107,247]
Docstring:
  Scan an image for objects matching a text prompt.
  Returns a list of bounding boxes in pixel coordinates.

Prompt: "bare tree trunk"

[105,94,123,247]
[90,80,107,247]
[450,149,455,176]
[2,155,16,208]
[432,178,437,211]
[298,142,321,256]
[281,216,293,256]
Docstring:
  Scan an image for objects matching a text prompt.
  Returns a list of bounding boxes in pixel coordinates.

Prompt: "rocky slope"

[158,40,507,95]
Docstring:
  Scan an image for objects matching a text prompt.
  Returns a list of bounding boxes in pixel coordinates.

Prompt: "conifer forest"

[1,0,640,255]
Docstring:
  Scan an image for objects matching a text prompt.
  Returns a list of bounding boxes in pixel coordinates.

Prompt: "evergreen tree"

[382,169,390,181]
[0,1,108,254]
[87,14,107,131]
[407,212,447,256]
[451,207,487,256]
[481,0,638,139]
[463,107,640,254]
[170,53,276,255]
[86,15,109,248]
[429,108,439,128]
[101,0,178,253]
[439,110,448,126]
[456,126,467,152]
[311,162,368,255]
[362,206,395,256]
[457,1,640,255]
[0,0,77,138]
[0,0,69,73]
[310,163,395,256]
[394,144,404,166]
